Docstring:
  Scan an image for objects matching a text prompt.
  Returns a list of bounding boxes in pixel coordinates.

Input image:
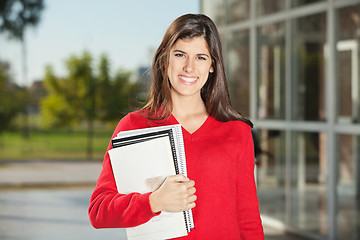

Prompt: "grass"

[0,129,114,161]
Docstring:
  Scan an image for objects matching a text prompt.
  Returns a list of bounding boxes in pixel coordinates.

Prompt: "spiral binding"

[168,131,179,176]
[114,124,194,232]
[172,125,194,232]
[168,129,190,232]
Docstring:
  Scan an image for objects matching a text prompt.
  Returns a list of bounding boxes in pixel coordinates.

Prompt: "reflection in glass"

[201,0,227,26]
[291,0,324,7]
[292,13,326,121]
[337,134,360,239]
[227,0,250,23]
[257,22,286,120]
[257,0,285,16]
[256,130,286,222]
[227,29,250,116]
[337,5,360,124]
[290,131,328,237]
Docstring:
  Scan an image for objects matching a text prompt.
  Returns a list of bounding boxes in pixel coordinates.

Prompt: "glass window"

[291,0,324,7]
[292,13,327,121]
[257,0,286,16]
[256,129,287,223]
[227,29,250,117]
[337,134,360,239]
[289,131,328,237]
[257,22,286,120]
[227,0,250,23]
[201,0,227,26]
[336,5,360,124]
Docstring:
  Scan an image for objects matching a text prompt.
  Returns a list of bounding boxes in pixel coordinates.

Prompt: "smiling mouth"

[179,75,198,84]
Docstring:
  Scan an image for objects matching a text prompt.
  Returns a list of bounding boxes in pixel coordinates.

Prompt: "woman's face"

[167,36,213,100]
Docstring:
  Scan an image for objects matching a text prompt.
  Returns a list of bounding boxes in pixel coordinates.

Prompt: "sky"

[0,0,200,86]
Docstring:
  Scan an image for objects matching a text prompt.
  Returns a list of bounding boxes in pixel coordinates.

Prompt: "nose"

[183,58,195,73]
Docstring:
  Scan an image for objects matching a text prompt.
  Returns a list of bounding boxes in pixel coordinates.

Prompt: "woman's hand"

[149,174,197,213]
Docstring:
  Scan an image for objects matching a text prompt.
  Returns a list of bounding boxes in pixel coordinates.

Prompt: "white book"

[108,124,193,240]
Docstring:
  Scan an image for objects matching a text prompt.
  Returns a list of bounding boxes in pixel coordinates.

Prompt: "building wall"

[201,1,360,239]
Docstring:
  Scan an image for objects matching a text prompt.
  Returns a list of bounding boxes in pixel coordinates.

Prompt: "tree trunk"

[87,118,94,160]
[21,36,30,139]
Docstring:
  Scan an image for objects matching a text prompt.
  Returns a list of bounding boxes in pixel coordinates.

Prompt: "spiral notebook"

[108,124,194,240]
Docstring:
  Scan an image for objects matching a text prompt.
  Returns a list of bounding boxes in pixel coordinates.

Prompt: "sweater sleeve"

[88,114,159,229]
[236,124,264,239]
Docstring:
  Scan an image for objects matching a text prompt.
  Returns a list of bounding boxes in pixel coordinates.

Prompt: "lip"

[178,75,198,86]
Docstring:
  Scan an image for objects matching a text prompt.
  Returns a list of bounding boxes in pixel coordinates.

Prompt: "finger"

[188,194,197,203]
[169,174,189,183]
[177,181,194,194]
[187,202,196,210]
[184,180,195,188]
[188,187,196,195]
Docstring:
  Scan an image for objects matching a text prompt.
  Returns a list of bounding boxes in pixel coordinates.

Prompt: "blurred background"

[1,0,360,239]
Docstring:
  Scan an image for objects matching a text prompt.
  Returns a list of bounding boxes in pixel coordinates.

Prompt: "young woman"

[89,14,264,239]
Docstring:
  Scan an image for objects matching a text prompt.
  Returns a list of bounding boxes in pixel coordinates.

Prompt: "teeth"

[179,76,197,83]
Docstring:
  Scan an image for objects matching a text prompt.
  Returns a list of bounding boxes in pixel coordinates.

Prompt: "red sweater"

[89,111,264,239]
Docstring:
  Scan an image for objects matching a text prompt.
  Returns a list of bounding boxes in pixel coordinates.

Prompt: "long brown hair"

[142,14,253,127]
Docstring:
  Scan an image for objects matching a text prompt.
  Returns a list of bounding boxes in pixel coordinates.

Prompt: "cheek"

[167,66,175,87]
[167,67,174,84]
[167,61,176,78]
[202,73,209,84]
[201,67,211,80]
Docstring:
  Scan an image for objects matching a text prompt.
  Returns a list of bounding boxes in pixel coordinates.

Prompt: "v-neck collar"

[169,114,213,141]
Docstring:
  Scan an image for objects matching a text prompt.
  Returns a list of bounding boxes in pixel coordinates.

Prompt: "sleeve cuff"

[142,192,161,217]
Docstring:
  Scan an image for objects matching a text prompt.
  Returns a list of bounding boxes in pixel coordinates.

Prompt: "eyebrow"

[174,49,210,58]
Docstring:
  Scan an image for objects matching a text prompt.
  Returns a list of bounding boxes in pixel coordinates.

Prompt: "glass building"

[201,0,360,239]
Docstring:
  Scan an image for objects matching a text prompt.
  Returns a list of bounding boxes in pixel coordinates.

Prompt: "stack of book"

[108,124,194,240]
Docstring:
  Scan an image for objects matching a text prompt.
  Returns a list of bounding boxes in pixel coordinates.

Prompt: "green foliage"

[41,52,95,128]
[0,0,45,40]
[39,51,139,159]
[0,0,45,137]
[97,58,139,122]
[41,66,75,128]
[41,94,76,128]
[0,61,26,132]
[40,51,139,129]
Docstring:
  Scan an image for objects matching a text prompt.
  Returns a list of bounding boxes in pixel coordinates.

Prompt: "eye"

[196,56,207,61]
[175,53,185,58]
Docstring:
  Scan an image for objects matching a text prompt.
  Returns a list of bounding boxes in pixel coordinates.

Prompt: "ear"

[210,67,214,73]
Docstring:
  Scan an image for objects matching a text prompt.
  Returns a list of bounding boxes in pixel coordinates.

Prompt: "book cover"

[108,124,193,240]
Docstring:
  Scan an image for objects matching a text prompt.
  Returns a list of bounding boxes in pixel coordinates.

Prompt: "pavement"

[0,160,101,188]
[0,160,306,239]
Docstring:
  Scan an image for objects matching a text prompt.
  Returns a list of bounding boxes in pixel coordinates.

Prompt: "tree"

[0,0,44,40]
[97,54,139,123]
[0,0,45,136]
[41,51,96,158]
[0,60,26,132]
[41,66,78,128]
[41,51,139,159]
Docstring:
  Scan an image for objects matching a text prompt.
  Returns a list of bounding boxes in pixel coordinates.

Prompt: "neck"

[171,93,208,119]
